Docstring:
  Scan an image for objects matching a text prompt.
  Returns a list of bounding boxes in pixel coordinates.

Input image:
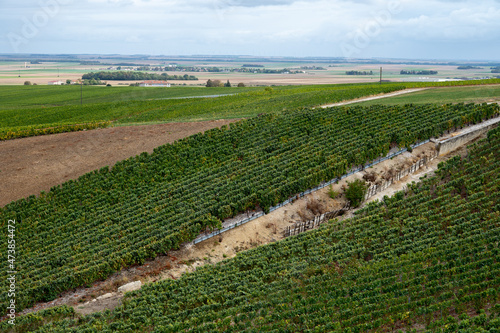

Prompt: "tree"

[66,79,71,85]
[224,80,231,87]
[206,79,223,87]
[24,81,31,85]
[237,82,245,87]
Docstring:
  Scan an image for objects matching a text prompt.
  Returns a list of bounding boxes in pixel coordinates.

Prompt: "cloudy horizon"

[1,0,499,61]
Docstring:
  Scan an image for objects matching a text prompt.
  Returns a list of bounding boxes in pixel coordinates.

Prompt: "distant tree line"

[237,68,300,74]
[165,66,300,74]
[400,70,438,75]
[165,66,225,72]
[80,61,101,65]
[491,66,500,73]
[346,70,373,75]
[82,71,198,81]
[457,66,482,70]
[114,63,149,66]
[242,64,264,67]
[301,66,326,70]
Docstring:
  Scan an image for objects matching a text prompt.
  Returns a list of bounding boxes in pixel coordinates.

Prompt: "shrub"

[345,179,368,208]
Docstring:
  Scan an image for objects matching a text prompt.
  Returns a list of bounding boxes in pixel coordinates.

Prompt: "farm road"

[320,88,427,108]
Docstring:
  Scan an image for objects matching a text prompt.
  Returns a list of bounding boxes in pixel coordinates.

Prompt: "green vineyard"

[0,102,498,315]
[4,112,500,332]
[0,83,405,141]
[2,79,500,141]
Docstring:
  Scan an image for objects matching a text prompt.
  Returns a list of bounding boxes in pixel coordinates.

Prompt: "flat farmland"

[1,59,496,86]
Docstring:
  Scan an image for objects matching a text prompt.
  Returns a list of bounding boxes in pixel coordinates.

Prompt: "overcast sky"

[1,0,499,60]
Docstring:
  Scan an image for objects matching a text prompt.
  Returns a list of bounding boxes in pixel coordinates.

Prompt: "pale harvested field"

[0,71,383,86]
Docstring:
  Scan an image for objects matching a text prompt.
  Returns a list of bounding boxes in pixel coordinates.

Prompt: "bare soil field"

[0,119,238,206]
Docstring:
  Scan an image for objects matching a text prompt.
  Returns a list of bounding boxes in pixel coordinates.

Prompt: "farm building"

[139,80,171,87]
[47,80,65,85]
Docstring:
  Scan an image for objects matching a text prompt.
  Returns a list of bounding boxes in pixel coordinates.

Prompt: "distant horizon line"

[1,53,500,64]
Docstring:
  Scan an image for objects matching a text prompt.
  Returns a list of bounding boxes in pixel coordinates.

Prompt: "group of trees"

[206,79,245,87]
[346,70,373,75]
[82,71,198,81]
[491,66,500,73]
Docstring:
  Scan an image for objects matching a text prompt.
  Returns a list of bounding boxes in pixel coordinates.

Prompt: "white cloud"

[0,0,499,59]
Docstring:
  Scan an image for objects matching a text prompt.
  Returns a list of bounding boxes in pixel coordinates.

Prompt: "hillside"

[5,116,500,332]
[1,102,498,315]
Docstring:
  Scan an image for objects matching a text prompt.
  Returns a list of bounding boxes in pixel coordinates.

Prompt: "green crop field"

[0,85,258,109]
[1,102,497,315]
[2,79,500,141]
[0,83,406,140]
[3,116,500,333]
